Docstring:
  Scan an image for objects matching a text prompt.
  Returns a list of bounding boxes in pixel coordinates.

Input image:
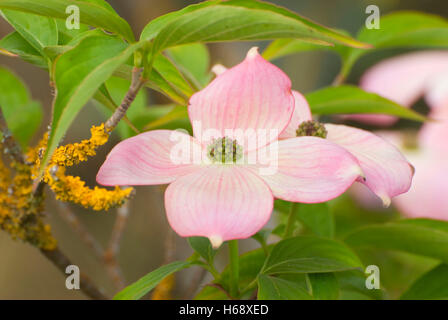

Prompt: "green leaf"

[297,203,334,238]
[0,66,42,146]
[262,38,333,61]
[0,31,47,68]
[306,85,426,122]
[144,0,369,55]
[344,219,448,264]
[188,237,217,265]
[258,274,313,300]
[261,236,363,275]
[307,273,339,300]
[140,0,221,41]
[401,264,448,300]
[153,54,194,98]
[0,0,134,42]
[40,35,144,173]
[114,261,191,300]
[1,9,58,59]
[167,43,212,88]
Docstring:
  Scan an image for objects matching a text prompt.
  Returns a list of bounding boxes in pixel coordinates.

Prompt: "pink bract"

[281,91,414,206]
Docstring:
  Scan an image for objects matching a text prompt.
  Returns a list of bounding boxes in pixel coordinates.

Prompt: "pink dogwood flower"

[353,51,448,126]
[278,91,414,207]
[97,48,390,248]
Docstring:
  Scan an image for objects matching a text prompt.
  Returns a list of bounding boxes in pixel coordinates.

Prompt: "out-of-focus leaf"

[0,0,134,42]
[144,105,189,131]
[0,32,47,68]
[401,264,448,300]
[188,237,217,266]
[40,35,144,173]
[307,273,339,300]
[306,85,427,122]
[343,12,448,77]
[258,274,313,300]
[143,0,369,54]
[167,43,211,88]
[0,66,42,146]
[0,9,57,58]
[297,203,334,238]
[114,261,191,300]
[261,236,363,275]
[344,219,448,263]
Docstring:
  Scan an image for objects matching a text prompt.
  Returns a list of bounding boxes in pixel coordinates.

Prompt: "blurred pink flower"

[97,48,364,247]
[349,51,448,220]
[280,91,414,207]
[394,108,448,219]
[353,51,448,126]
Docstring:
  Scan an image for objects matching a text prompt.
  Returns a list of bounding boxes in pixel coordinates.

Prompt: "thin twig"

[56,201,126,290]
[151,228,177,299]
[0,106,25,164]
[104,199,131,290]
[40,247,108,300]
[164,228,176,264]
[105,67,145,131]
[106,200,129,258]
[56,202,104,258]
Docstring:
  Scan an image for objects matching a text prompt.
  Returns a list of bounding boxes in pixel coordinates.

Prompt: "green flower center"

[207,137,243,163]
[296,120,328,138]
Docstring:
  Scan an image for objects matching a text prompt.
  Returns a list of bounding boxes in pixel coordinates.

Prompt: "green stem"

[228,240,239,298]
[284,202,299,238]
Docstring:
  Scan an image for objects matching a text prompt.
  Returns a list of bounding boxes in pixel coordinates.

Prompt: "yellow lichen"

[47,166,132,211]
[39,124,133,211]
[49,124,109,167]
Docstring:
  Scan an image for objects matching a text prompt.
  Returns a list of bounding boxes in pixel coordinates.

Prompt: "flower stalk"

[284,202,299,238]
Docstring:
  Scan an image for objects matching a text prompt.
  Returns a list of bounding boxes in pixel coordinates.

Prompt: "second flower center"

[296,120,328,138]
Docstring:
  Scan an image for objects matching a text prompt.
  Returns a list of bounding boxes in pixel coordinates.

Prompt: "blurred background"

[0,0,447,299]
